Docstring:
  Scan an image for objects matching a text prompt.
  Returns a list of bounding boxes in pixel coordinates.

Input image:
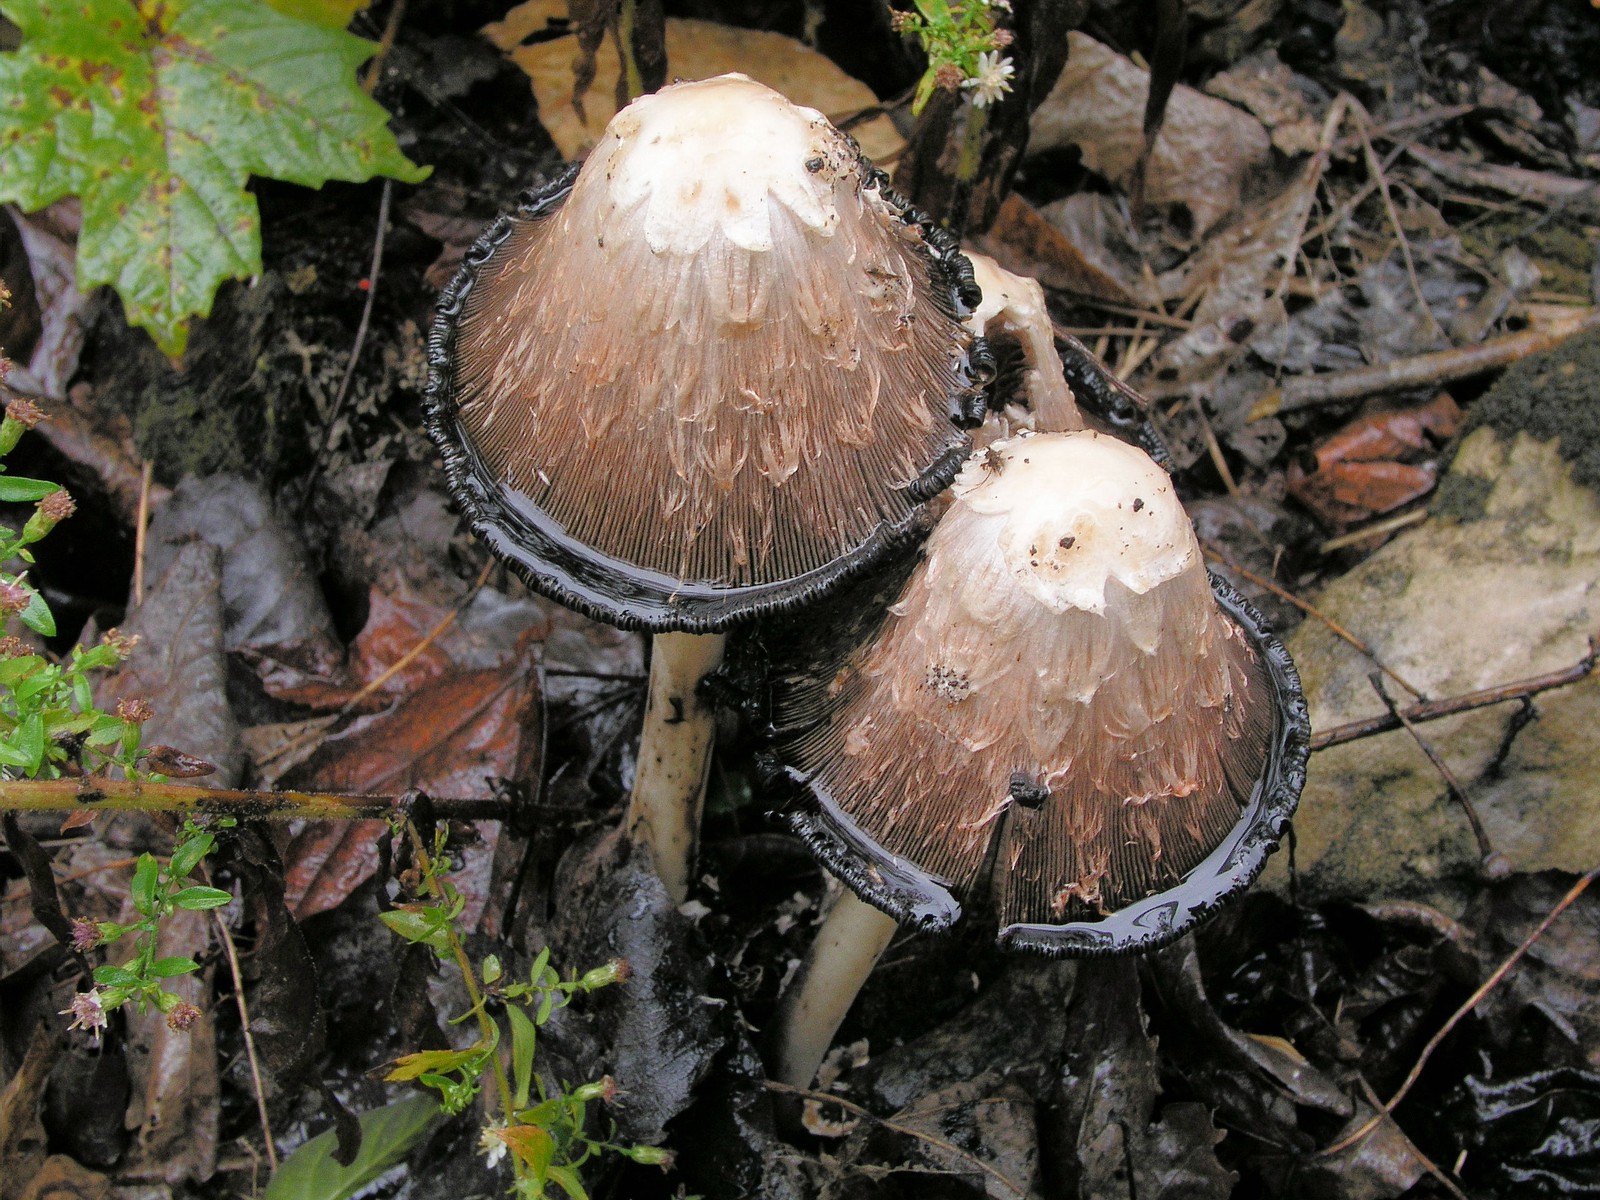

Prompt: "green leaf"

[0,656,42,685]
[383,1047,480,1083]
[93,965,141,987]
[171,885,232,910]
[377,907,451,951]
[507,1003,538,1110]
[150,955,200,977]
[0,477,60,502]
[504,1123,555,1187]
[262,0,367,28]
[18,587,55,638]
[131,853,160,915]
[547,1163,591,1200]
[168,833,215,879]
[264,1094,439,1200]
[0,0,429,356]
[13,710,45,773]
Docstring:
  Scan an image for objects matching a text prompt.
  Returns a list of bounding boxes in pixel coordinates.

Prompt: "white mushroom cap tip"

[588,73,853,255]
[951,431,1196,615]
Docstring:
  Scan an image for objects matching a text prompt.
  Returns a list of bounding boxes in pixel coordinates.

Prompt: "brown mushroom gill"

[446,116,974,602]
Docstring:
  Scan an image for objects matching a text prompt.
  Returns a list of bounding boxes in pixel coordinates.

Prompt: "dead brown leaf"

[485,10,903,163]
[1030,32,1271,237]
[971,193,1134,305]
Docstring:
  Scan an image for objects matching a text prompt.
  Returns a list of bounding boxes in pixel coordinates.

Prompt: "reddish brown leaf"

[1287,393,1463,526]
[281,639,541,920]
[1308,392,1463,468]
[973,193,1133,304]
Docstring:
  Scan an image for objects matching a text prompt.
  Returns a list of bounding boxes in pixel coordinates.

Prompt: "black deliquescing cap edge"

[758,572,1310,954]
[423,157,991,635]
[996,573,1311,958]
[757,752,964,932]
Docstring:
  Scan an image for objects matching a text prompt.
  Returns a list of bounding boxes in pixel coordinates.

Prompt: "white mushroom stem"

[626,631,726,904]
[773,888,898,1088]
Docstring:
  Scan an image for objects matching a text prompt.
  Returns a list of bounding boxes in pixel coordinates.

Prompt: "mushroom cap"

[763,430,1309,954]
[426,74,989,633]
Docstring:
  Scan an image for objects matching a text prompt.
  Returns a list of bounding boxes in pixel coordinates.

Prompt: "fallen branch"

[1406,144,1600,211]
[0,777,518,821]
[1311,641,1597,751]
[1249,307,1600,419]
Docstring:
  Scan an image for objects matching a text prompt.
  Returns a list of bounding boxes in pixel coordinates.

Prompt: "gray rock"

[1267,425,1600,907]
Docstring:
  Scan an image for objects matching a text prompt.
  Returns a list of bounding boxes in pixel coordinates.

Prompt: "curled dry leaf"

[97,541,244,785]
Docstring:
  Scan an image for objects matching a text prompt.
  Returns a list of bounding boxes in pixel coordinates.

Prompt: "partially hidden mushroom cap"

[427,73,989,633]
[765,430,1309,954]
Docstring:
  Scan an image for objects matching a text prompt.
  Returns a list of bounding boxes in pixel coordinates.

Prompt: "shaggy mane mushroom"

[766,429,1309,1086]
[427,74,990,900]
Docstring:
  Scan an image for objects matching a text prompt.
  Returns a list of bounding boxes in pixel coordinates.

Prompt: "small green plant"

[63,817,236,1038]
[1,282,223,1039]
[0,0,429,355]
[0,286,152,780]
[377,823,670,1199]
[893,0,1017,114]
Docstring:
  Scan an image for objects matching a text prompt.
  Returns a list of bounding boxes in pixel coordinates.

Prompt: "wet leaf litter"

[1,0,1599,1197]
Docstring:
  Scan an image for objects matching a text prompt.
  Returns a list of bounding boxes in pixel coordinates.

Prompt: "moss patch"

[1464,328,1600,492]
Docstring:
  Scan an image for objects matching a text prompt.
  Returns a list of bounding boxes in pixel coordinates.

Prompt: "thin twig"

[337,560,495,718]
[215,911,277,1173]
[1354,1076,1468,1200]
[764,1080,1028,1198]
[1319,861,1600,1158]
[1318,508,1430,554]
[1355,106,1448,343]
[1268,95,1352,304]
[360,0,406,94]
[1192,399,1239,498]
[1072,300,1193,331]
[1333,102,1475,153]
[1202,543,1426,697]
[133,459,153,607]
[1311,641,1597,751]
[1370,673,1501,868]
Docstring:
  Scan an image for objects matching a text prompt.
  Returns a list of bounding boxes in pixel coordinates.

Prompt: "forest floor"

[3,1,1600,1198]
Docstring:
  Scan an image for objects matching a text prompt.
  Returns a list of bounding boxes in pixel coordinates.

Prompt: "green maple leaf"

[0,0,429,354]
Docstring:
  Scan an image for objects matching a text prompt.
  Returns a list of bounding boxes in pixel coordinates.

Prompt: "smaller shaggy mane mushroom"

[771,430,1303,942]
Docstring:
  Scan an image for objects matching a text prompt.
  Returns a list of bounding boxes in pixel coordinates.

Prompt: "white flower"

[61,989,107,1042]
[987,0,1014,10]
[962,51,1015,108]
[478,1123,507,1170]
